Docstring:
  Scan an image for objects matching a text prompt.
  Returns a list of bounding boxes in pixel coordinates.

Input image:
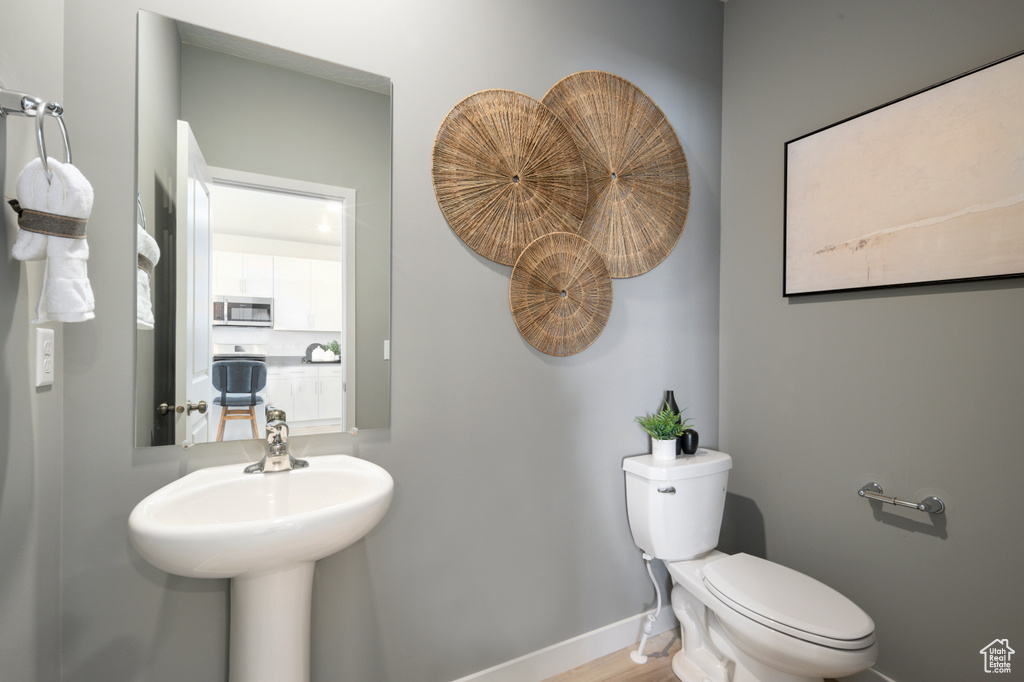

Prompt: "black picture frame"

[784,49,1024,296]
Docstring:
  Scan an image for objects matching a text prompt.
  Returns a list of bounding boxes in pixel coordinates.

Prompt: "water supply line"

[631,553,662,664]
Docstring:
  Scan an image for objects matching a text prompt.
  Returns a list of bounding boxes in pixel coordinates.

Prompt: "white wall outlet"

[384,339,390,361]
[35,327,55,387]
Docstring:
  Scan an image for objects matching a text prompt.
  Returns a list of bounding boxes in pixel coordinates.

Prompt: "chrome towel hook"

[34,101,72,176]
[137,193,146,230]
[0,83,72,175]
[858,482,945,514]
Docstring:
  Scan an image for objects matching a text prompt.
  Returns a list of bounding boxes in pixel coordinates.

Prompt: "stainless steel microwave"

[212,296,274,327]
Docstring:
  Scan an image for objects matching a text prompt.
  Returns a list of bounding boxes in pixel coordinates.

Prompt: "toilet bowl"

[623,450,877,682]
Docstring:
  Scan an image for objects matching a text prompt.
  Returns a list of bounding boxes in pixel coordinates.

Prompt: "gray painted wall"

[12,1,1022,681]
[0,0,64,679]
[134,10,181,446]
[54,0,724,681]
[720,1,1024,681]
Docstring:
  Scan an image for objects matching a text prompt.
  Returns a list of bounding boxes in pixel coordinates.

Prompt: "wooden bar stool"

[212,360,268,442]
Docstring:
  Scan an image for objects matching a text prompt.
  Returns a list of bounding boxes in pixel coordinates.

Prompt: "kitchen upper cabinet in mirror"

[135,11,391,447]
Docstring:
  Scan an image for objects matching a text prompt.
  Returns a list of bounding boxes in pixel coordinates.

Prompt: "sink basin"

[129,454,393,578]
[128,454,393,682]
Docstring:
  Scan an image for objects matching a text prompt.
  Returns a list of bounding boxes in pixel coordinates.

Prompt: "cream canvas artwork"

[785,51,1024,295]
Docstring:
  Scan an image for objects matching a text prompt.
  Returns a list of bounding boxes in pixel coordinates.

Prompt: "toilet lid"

[703,553,875,649]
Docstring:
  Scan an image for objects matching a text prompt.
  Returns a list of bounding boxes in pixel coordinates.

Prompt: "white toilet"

[623,449,877,682]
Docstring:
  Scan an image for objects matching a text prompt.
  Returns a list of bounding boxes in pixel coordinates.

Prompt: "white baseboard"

[450,608,678,682]
[838,668,899,682]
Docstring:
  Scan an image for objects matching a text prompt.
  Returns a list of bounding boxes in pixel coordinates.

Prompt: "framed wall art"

[784,49,1024,296]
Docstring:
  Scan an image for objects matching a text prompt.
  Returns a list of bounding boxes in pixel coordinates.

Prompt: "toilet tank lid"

[622,449,732,481]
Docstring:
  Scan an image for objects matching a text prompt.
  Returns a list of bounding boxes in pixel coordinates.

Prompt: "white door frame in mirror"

[178,121,214,446]
[208,166,357,433]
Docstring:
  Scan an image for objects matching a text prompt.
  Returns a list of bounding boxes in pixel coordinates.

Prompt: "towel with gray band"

[9,156,95,323]
[136,223,161,330]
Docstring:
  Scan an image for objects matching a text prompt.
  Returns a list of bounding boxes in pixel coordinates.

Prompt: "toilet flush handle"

[657,486,676,494]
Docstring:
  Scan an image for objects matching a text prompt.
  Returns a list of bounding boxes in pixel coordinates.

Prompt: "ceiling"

[210,183,343,246]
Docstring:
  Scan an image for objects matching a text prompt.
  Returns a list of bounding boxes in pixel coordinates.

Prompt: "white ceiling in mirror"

[175,22,391,95]
[210,184,342,246]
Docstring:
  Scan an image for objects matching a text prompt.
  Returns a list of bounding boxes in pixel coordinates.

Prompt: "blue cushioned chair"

[212,360,267,441]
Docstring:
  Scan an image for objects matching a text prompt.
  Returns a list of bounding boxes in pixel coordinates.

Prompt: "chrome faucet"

[244,408,309,474]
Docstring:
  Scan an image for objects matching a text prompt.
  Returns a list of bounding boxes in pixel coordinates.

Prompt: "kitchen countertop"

[266,356,341,366]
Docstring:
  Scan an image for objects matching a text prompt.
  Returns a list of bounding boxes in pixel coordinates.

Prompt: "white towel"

[10,157,95,323]
[136,224,160,330]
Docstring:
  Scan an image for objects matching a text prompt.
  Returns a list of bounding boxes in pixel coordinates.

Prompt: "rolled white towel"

[11,158,55,261]
[9,157,95,323]
[137,224,160,330]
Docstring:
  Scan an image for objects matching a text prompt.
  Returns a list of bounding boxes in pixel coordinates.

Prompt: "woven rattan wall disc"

[432,89,589,266]
[542,71,690,278]
[509,232,613,356]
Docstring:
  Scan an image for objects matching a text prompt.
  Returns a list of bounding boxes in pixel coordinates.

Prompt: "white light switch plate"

[35,327,55,387]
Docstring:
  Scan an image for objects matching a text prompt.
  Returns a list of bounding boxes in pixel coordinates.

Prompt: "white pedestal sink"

[129,455,393,682]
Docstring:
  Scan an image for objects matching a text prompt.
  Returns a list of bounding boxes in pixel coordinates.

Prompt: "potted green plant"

[636,404,694,460]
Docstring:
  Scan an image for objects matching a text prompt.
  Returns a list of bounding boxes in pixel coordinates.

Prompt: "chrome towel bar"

[858,483,944,514]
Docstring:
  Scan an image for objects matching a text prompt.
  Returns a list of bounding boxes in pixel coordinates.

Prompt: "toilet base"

[670,617,822,682]
[670,587,732,682]
[706,611,822,682]
[671,649,734,682]
[669,579,825,682]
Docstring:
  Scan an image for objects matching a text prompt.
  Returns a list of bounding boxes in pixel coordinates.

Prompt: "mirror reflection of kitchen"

[134,10,391,448]
[209,181,354,442]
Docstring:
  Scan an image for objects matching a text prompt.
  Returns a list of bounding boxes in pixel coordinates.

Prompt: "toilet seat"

[703,553,875,650]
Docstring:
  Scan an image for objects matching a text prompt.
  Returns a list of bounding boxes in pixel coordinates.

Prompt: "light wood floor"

[540,630,840,682]
[541,631,681,682]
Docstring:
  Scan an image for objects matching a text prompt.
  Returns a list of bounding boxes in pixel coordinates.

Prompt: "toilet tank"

[622,450,732,561]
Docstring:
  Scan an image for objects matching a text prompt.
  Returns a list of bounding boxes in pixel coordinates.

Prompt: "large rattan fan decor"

[432,89,589,266]
[542,71,690,278]
[509,232,613,356]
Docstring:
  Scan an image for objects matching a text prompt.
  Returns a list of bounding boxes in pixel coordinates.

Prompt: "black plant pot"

[680,429,699,455]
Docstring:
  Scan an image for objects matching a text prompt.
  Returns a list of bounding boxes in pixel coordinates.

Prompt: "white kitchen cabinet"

[293,371,321,422]
[310,259,343,331]
[272,257,312,330]
[213,251,244,296]
[212,251,274,297]
[273,256,342,331]
[265,364,344,426]
[317,365,344,419]
[265,366,298,418]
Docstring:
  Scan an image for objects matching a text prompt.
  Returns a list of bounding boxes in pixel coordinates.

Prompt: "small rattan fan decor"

[432,89,589,266]
[542,71,690,278]
[509,232,613,356]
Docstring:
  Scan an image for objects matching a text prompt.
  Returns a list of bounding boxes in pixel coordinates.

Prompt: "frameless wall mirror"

[135,10,391,447]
